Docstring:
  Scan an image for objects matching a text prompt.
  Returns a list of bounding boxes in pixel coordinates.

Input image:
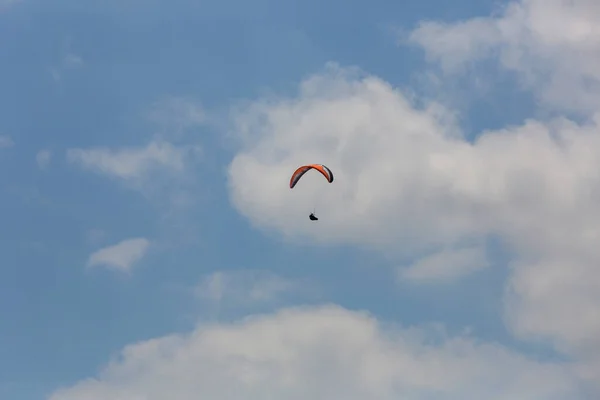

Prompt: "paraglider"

[289,164,333,221]
[289,164,334,188]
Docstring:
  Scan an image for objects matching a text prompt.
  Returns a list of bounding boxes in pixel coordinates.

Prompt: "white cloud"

[226,63,600,389]
[399,245,489,283]
[47,305,585,400]
[403,0,600,387]
[0,135,14,148]
[408,0,600,114]
[504,256,600,365]
[196,270,302,307]
[228,64,466,253]
[36,149,52,169]
[67,139,194,182]
[86,238,150,273]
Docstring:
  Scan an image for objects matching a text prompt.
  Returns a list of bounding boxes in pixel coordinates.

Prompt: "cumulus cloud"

[226,62,600,389]
[402,0,600,388]
[86,238,150,273]
[229,64,466,252]
[47,305,585,400]
[408,0,600,114]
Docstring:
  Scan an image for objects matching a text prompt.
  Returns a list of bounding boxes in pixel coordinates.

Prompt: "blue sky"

[2,0,600,399]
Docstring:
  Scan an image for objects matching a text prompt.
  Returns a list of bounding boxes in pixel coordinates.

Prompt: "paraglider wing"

[289,164,334,189]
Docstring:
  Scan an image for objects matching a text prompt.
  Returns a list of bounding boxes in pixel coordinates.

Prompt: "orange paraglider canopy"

[289,164,334,189]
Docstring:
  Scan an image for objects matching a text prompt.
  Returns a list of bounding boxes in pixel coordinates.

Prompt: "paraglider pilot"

[309,213,318,221]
